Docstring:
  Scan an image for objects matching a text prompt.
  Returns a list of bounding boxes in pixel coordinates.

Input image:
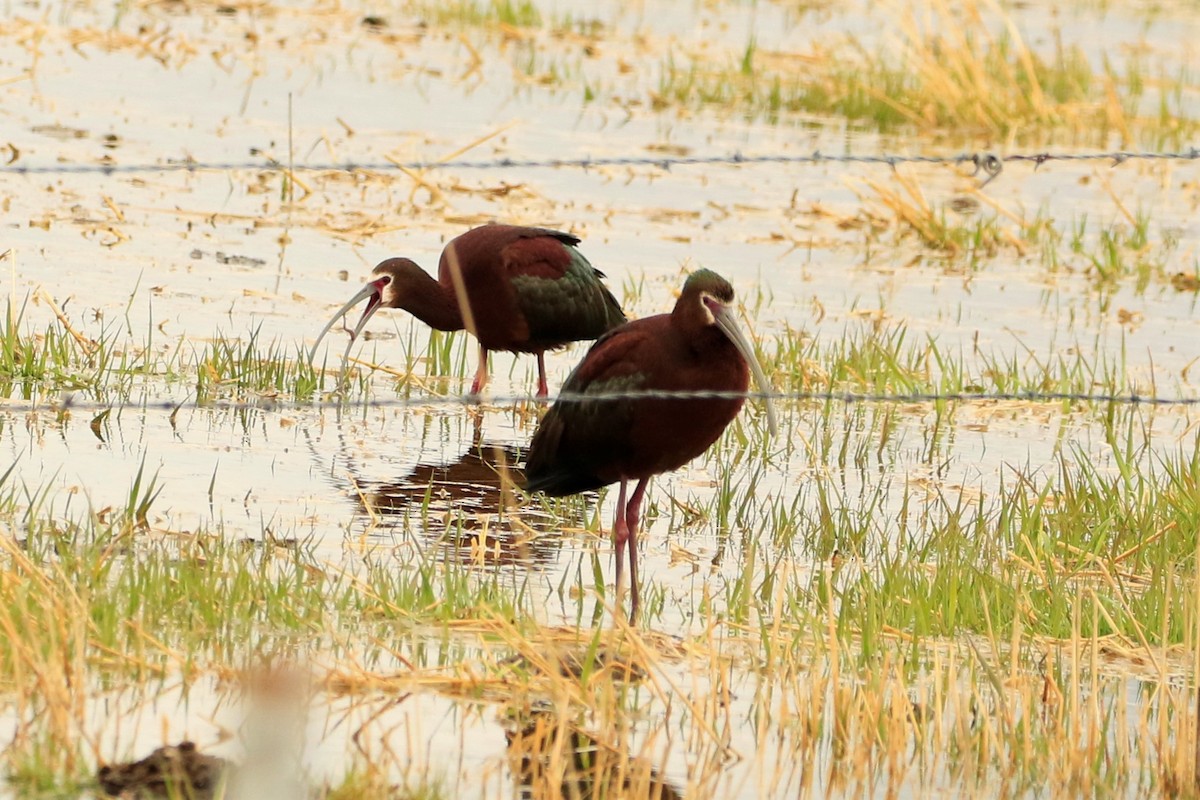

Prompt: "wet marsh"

[5,0,1200,796]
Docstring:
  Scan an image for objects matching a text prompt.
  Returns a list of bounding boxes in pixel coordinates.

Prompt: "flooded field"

[4,0,1200,796]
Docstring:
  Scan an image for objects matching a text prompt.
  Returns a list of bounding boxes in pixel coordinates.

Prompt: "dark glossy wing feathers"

[522,322,651,495]
[505,236,626,350]
[437,224,624,353]
[523,313,751,497]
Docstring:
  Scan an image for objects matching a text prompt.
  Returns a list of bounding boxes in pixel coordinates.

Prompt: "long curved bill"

[309,281,385,366]
[714,306,779,437]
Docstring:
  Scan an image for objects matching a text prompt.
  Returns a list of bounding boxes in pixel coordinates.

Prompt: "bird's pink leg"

[611,480,629,614]
[535,352,549,399]
[624,478,650,623]
[469,344,488,395]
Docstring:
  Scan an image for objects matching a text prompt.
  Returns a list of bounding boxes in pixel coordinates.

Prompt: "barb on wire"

[14,387,1200,416]
[971,152,1004,187]
[3,148,1200,177]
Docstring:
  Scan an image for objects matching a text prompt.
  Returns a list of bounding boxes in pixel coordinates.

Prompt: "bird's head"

[684,269,737,327]
[678,269,778,436]
[308,259,417,364]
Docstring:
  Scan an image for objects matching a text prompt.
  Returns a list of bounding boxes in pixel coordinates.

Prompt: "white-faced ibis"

[522,269,778,622]
[310,224,626,397]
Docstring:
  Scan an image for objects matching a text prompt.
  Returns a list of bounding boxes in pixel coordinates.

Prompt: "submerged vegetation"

[852,169,1184,290]
[517,0,1198,146]
[0,298,1172,410]
[412,0,543,29]
[13,0,1200,145]
[651,20,1156,143]
[4,0,1200,795]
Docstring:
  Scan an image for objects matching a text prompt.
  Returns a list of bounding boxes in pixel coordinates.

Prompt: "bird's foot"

[470,346,489,398]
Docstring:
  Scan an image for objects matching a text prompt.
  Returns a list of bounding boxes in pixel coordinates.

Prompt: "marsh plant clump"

[649,1,1198,146]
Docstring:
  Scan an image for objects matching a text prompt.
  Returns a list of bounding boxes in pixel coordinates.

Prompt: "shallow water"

[4,0,1200,795]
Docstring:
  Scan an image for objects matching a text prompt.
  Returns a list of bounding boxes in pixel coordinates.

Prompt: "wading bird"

[311,225,626,397]
[522,269,778,622]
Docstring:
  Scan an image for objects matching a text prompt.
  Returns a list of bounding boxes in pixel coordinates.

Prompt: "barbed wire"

[3,148,1199,182]
[7,387,1199,415]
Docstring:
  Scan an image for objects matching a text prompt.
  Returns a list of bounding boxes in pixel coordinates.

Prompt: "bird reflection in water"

[505,710,683,800]
[353,431,569,569]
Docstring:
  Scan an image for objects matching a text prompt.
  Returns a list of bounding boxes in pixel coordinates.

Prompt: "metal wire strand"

[15,388,1200,415]
[4,148,1200,177]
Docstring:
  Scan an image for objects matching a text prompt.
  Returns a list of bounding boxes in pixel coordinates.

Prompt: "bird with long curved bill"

[310,224,626,397]
[522,269,778,623]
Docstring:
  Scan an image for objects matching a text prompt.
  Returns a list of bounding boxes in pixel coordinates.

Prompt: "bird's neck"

[397,269,465,332]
